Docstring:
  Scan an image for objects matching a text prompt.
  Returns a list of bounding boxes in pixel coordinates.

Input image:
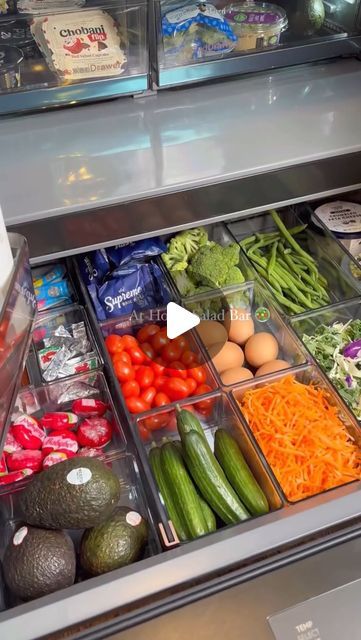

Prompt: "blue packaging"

[106,238,167,268]
[77,249,110,287]
[33,264,66,288]
[89,262,171,321]
[34,280,71,299]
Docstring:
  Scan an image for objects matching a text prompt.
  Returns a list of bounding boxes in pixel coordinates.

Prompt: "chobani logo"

[59,25,106,37]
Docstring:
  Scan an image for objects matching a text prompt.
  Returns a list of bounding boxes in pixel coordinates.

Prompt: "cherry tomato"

[153,392,171,408]
[144,413,170,431]
[151,331,169,353]
[141,342,155,362]
[137,324,160,343]
[165,361,188,380]
[121,335,139,350]
[165,413,177,431]
[163,378,190,401]
[141,386,157,406]
[114,361,135,383]
[113,351,132,366]
[138,424,151,442]
[189,366,207,385]
[105,334,123,354]
[185,378,197,394]
[122,380,140,398]
[174,335,190,352]
[136,366,155,389]
[161,342,182,363]
[194,384,214,415]
[126,397,150,414]
[195,383,213,396]
[154,375,167,391]
[181,350,198,367]
[128,347,146,366]
[151,359,166,375]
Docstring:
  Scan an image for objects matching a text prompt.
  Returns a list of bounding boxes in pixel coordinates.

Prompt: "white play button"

[166,302,200,340]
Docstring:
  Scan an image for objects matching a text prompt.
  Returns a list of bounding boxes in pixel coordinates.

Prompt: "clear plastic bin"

[0,1,148,115]
[228,208,360,317]
[290,299,361,424]
[99,306,218,423]
[0,233,36,457]
[160,222,255,302]
[32,260,77,313]
[32,304,101,383]
[0,451,160,612]
[232,364,361,503]
[136,392,283,543]
[183,282,308,389]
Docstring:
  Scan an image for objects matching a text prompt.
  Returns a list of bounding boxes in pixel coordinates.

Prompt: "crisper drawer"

[3,208,361,640]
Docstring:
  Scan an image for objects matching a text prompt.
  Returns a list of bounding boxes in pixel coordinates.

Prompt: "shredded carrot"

[239,376,361,502]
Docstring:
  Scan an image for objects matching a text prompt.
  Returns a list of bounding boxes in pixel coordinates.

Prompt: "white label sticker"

[315,201,361,235]
[67,467,92,486]
[13,526,28,546]
[126,511,142,526]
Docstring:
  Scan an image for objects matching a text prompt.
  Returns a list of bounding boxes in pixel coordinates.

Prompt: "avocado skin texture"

[289,0,325,36]
[19,458,121,529]
[3,526,76,601]
[80,507,148,576]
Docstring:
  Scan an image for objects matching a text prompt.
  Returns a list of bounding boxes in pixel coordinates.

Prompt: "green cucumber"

[183,430,250,525]
[149,446,189,541]
[199,498,217,533]
[214,429,269,516]
[176,407,208,444]
[161,442,208,539]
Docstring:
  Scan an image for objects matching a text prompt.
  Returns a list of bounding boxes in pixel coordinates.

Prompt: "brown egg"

[255,359,290,377]
[224,311,255,345]
[196,320,228,348]
[208,341,244,374]
[221,367,254,386]
[245,332,279,369]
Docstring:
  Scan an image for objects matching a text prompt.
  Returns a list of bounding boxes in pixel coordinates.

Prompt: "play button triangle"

[166,302,200,340]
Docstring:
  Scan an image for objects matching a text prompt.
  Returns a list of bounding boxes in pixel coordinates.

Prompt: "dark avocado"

[289,0,325,37]
[80,507,148,576]
[3,525,76,601]
[19,458,120,529]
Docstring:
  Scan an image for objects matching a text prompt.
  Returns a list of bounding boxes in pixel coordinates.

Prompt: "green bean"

[270,209,317,267]
[267,241,278,280]
[240,235,256,249]
[270,288,304,314]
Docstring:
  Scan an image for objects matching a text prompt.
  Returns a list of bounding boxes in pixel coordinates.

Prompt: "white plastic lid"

[313,201,361,238]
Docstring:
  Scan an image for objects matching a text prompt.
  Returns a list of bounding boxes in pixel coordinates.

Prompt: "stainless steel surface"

[1,481,361,639]
[109,536,361,640]
[9,151,361,262]
[1,59,361,228]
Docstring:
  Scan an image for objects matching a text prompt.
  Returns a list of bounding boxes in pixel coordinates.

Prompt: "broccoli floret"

[188,244,229,288]
[178,227,208,258]
[161,252,188,272]
[223,266,245,287]
[221,243,241,267]
[161,227,209,272]
[172,270,197,296]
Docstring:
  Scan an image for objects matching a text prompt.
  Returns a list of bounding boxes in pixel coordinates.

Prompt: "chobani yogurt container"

[224,2,287,52]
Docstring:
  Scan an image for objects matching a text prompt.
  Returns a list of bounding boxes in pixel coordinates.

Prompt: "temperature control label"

[268,578,361,640]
